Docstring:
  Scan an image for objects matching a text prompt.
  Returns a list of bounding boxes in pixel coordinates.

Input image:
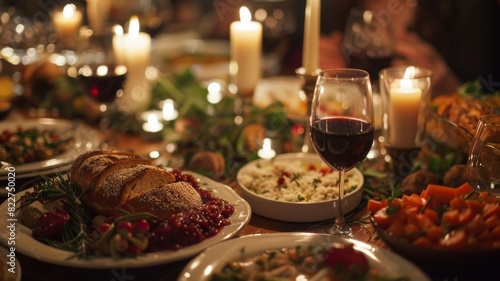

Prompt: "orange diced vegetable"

[387,219,405,236]
[373,208,395,229]
[449,197,467,210]
[426,226,445,242]
[425,184,457,205]
[483,203,500,219]
[422,209,439,225]
[454,182,474,197]
[367,199,388,214]
[458,208,475,225]
[439,229,467,249]
[442,209,460,227]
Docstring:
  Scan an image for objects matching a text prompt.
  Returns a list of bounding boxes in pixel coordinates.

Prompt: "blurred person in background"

[319,0,500,96]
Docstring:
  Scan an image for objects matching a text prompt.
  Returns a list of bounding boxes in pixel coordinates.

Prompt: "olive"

[19,205,43,228]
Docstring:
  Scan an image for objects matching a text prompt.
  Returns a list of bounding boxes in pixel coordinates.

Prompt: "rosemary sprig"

[18,172,93,259]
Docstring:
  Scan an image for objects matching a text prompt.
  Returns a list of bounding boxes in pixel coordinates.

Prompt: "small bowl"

[237,153,364,222]
[371,216,500,274]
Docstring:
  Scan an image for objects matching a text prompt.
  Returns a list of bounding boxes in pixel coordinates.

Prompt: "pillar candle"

[229,6,262,97]
[302,0,320,74]
[121,15,151,76]
[53,4,82,47]
[388,78,422,148]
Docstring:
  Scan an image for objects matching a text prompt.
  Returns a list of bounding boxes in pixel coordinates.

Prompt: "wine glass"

[310,68,375,237]
[466,114,500,197]
[73,28,127,122]
[342,7,394,82]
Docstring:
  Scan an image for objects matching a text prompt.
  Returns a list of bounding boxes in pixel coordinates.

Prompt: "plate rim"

[0,118,102,176]
[0,172,251,268]
[178,232,431,281]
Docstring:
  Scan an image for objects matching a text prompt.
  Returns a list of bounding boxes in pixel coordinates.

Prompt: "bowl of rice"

[236,153,364,222]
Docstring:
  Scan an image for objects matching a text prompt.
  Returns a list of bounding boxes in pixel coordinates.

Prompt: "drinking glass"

[310,69,375,237]
[467,114,500,197]
[73,28,127,117]
[342,7,394,82]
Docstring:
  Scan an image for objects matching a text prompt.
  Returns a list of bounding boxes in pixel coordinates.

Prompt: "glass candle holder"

[379,66,432,181]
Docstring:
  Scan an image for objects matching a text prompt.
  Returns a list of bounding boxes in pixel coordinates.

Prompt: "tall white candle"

[53,4,82,47]
[116,15,152,113]
[302,0,320,74]
[388,78,422,148]
[230,6,262,97]
[121,16,151,76]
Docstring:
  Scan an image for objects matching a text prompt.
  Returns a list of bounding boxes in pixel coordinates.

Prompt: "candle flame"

[400,66,417,89]
[403,66,416,79]
[239,6,252,23]
[148,113,159,125]
[62,4,76,18]
[113,24,123,36]
[128,15,140,37]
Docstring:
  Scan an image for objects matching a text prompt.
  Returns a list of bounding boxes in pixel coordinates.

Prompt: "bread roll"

[117,182,203,220]
[70,150,201,220]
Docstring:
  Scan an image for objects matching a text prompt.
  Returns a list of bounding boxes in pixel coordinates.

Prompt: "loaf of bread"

[70,150,203,220]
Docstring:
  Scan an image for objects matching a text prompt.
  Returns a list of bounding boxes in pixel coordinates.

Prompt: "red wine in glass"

[78,64,127,104]
[311,117,374,170]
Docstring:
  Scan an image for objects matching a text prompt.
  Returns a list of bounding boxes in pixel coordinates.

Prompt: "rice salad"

[238,159,361,203]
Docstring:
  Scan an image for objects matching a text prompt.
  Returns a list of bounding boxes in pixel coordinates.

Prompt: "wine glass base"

[309,222,373,242]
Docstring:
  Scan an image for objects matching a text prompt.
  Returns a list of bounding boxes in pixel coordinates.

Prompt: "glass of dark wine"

[310,68,375,237]
[74,28,127,119]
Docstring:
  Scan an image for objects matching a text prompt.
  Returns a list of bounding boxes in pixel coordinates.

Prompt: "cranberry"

[133,219,150,233]
[32,209,70,240]
[117,221,134,234]
[98,223,111,234]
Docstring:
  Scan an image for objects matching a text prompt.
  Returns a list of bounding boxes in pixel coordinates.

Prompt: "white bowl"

[237,153,364,222]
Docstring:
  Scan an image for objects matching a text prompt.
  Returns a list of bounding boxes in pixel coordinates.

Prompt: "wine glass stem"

[335,170,346,227]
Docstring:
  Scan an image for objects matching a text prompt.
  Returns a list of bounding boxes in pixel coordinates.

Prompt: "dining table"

[1,105,499,281]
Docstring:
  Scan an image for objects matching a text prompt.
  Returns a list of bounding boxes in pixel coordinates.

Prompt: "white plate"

[237,153,363,222]
[178,232,430,281]
[0,173,251,268]
[0,118,102,177]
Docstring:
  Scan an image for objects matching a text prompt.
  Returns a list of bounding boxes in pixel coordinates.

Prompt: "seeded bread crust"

[70,150,200,220]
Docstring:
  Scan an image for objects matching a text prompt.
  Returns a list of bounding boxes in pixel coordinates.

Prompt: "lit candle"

[388,67,422,148]
[53,4,82,47]
[207,81,223,104]
[302,0,320,74]
[258,138,276,159]
[229,6,262,97]
[162,99,179,121]
[117,16,152,113]
[142,113,164,133]
[120,16,151,75]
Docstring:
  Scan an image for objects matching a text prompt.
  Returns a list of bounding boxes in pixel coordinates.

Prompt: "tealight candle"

[229,6,262,97]
[142,113,164,133]
[388,67,422,148]
[53,4,82,47]
[258,138,276,159]
[162,99,179,121]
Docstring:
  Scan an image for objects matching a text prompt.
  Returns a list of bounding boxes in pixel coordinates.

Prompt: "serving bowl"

[371,217,500,274]
[236,153,364,222]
